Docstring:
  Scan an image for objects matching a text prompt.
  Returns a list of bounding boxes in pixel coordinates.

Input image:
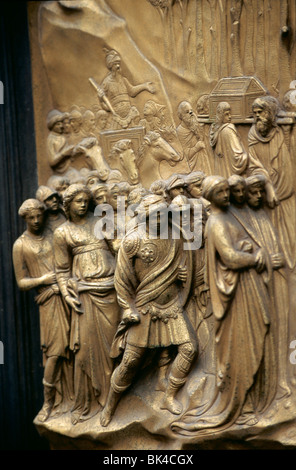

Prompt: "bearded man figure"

[247,96,296,274]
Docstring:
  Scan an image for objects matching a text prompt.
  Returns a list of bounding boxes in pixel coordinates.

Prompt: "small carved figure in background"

[177,101,211,176]
[209,102,248,178]
[46,109,75,175]
[98,49,155,129]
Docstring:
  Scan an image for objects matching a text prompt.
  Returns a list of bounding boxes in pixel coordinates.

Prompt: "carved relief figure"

[247,96,296,272]
[100,194,198,427]
[139,100,166,133]
[173,176,276,435]
[176,101,211,176]
[68,108,84,145]
[98,49,155,129]
[244,175,290,399]
[184,172,211,334]
[13,199,70,422]
[165,174,186,201]
[53,184,121,424]
[46,175,70,200]
[46,109,75,175]
[185,171,211,214]
[81,110,97,138]
[209,102,248,178]
[17,0,296,450]
[36,185,66,234]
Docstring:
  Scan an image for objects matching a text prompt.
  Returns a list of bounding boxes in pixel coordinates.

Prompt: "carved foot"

[37,403,53,423]
[100,407,113,427]
[277,382,291,400]
[160,395,183,415]
[71,412,80,425]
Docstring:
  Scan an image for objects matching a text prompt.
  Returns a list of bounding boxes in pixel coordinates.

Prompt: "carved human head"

[127,186,148,206]
[252,96,279,133]
[36,185,61,213]
[185,171,206,199]
[96,109,108,129]
[215,102,231,125]
[166,174,186,199]
[18,199,45,234]
[202,175,230,210]
[46,109,67,133]
[92,183,108,206]
[70,109,83,132]
[82,110,96,131]
[47,175,70,198]
[245,174,266,209]
[63,184,92,219]
[85,170,101,190]
[177,101,194,126]
[228,175,246,207]
[107,183,120,210]
[105,49,121,71]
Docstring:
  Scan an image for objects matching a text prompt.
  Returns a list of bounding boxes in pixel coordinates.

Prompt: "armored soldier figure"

[100,194,198,427]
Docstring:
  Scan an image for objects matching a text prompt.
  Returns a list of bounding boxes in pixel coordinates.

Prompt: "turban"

[184,171,205,186]
[46,109,67,130]
[166,174,185,191]
[36,185,59,203]
[92,183,107,195]
[105,50,121,70]
[170,195,190,211]
[245,174,267,188]
[202,175,228,201]
[136,194,167,217]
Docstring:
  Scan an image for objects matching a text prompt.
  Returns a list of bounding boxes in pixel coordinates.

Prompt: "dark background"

[0,1,49,450]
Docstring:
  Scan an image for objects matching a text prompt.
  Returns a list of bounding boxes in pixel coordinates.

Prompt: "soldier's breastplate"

[134,238,179,304]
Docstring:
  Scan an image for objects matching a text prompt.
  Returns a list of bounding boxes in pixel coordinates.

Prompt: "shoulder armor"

[122,230,140,258]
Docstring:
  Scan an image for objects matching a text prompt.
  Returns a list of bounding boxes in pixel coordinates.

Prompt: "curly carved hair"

[18,198,45,218]
[63,184,92,219]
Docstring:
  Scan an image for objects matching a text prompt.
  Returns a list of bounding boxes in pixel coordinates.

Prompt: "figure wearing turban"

[99,49,155,129]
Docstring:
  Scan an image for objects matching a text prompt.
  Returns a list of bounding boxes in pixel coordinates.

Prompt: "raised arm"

[123,77,155,97]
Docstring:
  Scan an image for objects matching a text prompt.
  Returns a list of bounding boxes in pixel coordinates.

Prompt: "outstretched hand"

[145,82,156,94]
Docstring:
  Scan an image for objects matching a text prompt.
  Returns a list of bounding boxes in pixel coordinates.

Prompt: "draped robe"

[172,208,277,436]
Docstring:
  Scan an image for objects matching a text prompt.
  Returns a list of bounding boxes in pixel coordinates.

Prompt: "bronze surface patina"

[12,0,296,449]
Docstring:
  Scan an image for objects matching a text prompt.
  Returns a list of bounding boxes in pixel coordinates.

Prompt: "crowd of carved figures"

[12,47,296,436]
